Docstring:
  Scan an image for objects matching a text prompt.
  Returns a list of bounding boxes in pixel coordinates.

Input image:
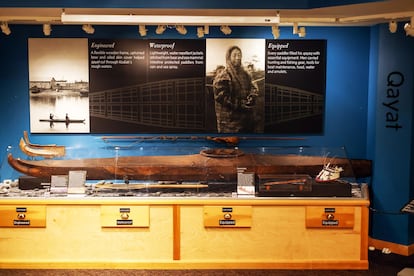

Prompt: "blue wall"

[0,21,413,246]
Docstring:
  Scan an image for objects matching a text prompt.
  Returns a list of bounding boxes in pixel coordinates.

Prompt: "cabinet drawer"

[203,205,252,228]
[306,206,355,228]
[100,205,150,227]
[0,205,46,227]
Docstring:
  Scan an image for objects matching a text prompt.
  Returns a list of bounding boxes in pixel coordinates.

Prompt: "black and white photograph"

[206,39,266,133]
[28,38,90,133]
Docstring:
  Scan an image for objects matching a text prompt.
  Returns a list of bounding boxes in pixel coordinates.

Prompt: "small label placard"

[116,219,133,225]
[322,220,339,226]
[219,219,236,226]
[13,220,31,226]
[16,207,27,213]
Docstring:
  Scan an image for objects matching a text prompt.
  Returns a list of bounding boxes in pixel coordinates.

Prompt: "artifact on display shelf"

[236,167,255,197]
[7,149,370,182]
[67,170,87,194]
[19,130,66,158]
[50,175,68,194]
[257,174,312,196]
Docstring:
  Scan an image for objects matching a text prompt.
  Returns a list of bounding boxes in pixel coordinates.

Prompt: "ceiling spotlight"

[176,25,187,35]
[404,23,414,36]
[1,22,11,35]
[298,26,306,37]
[292,22,298,34]
[155,25,166,35]
[220,25,232,35]
[197,25,209,38]
[82,24,95,34]
[271,25,280,39]
[138,25,147,36]
[389,20,398,33]
[197,26,205,38]
[43,23,52,36]
[404,17,414,37]
[203,25,210,35]
[275,11,280,23]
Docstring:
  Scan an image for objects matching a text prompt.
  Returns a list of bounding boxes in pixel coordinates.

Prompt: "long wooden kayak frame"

[8,150,372,182]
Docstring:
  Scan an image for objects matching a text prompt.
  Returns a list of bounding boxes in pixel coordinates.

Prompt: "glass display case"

[0,134,372,198]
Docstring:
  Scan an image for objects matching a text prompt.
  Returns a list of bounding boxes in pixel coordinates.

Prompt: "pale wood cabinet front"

[0,204,173,267]
[0,196,369,270]
[179,205,366,269]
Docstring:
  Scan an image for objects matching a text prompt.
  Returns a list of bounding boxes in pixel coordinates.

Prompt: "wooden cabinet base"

[0,194,369,270]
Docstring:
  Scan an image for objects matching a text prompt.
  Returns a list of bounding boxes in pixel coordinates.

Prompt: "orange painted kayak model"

[8,149,371,182]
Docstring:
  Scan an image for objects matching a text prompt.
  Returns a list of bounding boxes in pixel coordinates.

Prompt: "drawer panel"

[0,205,46,227]
[203,206,252,228]
[100,205,150,227]
[306,206,355,228]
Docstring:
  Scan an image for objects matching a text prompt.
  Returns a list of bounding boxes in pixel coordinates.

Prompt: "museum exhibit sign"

[28,38,326,134]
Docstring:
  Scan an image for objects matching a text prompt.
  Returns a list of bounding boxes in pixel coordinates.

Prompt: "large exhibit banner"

[28,38,326,134]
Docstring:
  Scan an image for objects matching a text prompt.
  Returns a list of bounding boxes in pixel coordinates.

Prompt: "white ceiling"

[0,0,413,26]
